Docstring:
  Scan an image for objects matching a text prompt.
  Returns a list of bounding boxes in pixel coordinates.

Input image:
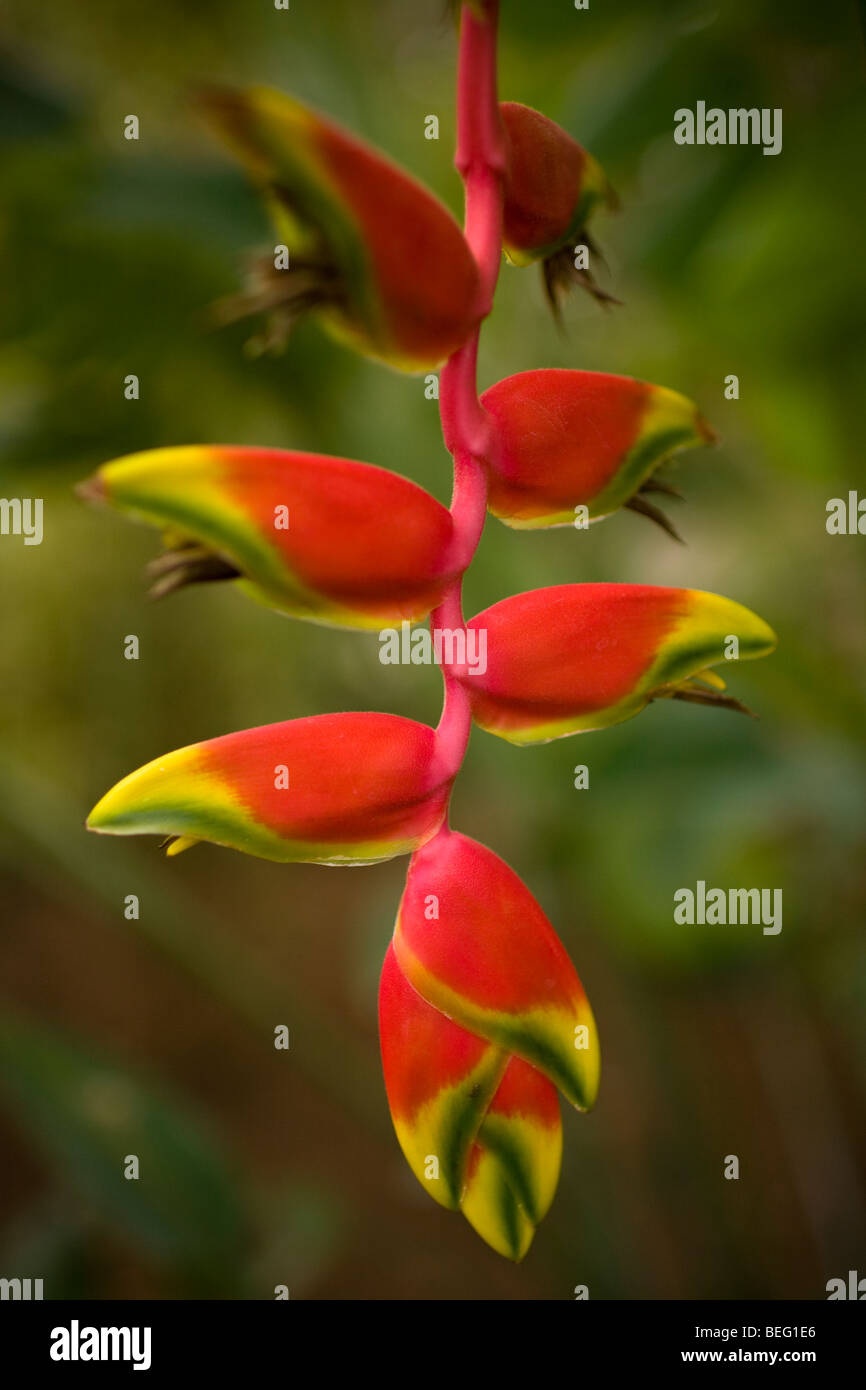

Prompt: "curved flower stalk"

[80,0,775,1259]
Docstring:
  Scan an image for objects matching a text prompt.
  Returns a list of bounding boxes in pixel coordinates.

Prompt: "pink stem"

[434,0,504,785]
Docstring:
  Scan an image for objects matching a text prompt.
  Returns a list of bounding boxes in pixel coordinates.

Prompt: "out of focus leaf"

[0,1012,245,1284]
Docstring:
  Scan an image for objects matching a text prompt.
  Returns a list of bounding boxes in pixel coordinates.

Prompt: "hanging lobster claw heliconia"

[79,0,775,1260]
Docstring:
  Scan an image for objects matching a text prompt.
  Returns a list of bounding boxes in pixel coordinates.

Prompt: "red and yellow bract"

[88,713,452,865]
[500,101,614,267]
[461,584,777,743]
[481,369,714,529]
[80,1,776,1263]
[82,445,462,628]
[380,831,587,1258]
[393,831,599,1111]
[199,87,486,371]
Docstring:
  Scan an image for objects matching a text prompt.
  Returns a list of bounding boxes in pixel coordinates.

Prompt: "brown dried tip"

[669,688,758,719]
[74,475,106,506]
[194,85,251,141]
[697,415,720,446]
[542,235,622,324]
[210,250,345,356]
[145,545,240,600]
[639,478,685,501]
[625,492,684,544]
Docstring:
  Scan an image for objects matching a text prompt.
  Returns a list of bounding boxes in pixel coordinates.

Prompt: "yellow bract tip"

[695,667,727,691]
[165,836,200,857]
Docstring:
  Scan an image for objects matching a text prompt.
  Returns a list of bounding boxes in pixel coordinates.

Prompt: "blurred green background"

[1,0,865,1299]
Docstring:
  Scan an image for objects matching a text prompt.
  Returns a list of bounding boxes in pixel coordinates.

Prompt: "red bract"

[79,445,462,627]
[481,369,714,533]
[460,584,776,743]
[88,713,452,865]
[198,87,486,371]
[380,940,563,1261]
[499,100,617,308]
[80,1,776,1261]
[392,832,599,1110]
[379,828,596,1258]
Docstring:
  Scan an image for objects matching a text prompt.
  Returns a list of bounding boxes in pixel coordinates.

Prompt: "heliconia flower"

[87,713,452,864]
[480,369,715,537]
[76,446,461,629]
[459,584,777,744]
[381,829,593,1258]
[380,943,562,1259]
[391,831,600,1111]
[499,101,617,311]
[198,86,486,371]
[379,942,507,1212]
[461,1055,562,1261]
